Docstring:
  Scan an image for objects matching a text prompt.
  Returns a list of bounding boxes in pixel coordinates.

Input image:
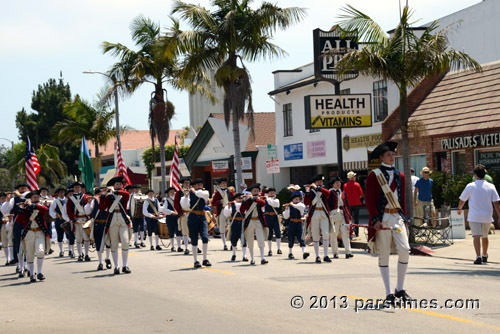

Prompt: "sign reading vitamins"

[304,94,372,129]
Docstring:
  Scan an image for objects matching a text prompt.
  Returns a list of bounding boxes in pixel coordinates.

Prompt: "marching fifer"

[328,177,354,259]
[127,185,146,248]
[66,182,91,262]
[240,184,268,265]
[17,190,50,283]
[142,189,162,251]
[211,178,233,251]
[264,188,281,256]
[49,187,68,257]
[0,192,14,265]
[162,187,183,252]
[283,193,309,260]
[365,142,411,305]
[62,188,76,258]
[180,178,211,268]
[174,177,192,255]
[304,174,332,263]
[85,187,112,271]
[222,193,248,262]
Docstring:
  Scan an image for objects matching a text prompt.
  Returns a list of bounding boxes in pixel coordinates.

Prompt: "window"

[283,103,293,137]
[395,154,427,173]
[340,88,351,95]
[452,151,466,175]
[373,80,388,122]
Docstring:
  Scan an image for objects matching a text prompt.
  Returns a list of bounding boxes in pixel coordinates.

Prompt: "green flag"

[78,136,95,194]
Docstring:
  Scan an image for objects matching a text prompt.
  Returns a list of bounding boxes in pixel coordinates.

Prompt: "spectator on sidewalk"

[410,168,419,195]
[458,164,500,265]
[414,167,436,220]
[344,171,363,237]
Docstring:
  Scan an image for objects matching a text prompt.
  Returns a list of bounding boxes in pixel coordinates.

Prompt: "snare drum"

[158,220,170,239]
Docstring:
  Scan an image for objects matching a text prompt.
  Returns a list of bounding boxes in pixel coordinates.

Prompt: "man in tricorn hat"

[174,177,192,255]
[328,177,353,259]
[127,184,146,248]
[66,182,91,262]
[162,187,183,252]
[240,183,268,265]
[211,178,233,251]
[142,189,162,251]
[365,142,411,305]
[85,187,112,270]
[49,187,67,257]
[304,174,331,263]
[222,192,248,262]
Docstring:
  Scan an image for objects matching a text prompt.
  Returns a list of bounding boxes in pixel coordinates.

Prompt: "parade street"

[1,235,500,334]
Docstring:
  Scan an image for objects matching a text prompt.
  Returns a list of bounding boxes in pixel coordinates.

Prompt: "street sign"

[266,160,280,174]
[211,160,229,174]
[313,26,358,82]
[242,172,253,180]
[267,144,277,160]
[234,157,252,171]
[305,94,372,129]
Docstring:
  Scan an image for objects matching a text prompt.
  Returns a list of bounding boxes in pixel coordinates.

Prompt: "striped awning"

[343,160,367,171]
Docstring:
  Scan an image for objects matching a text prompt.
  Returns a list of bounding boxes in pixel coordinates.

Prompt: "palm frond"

[337,5,388,44]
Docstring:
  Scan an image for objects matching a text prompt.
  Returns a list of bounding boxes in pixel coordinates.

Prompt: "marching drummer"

[264,188,281,256]
[211,178,233,251]
[49,187,67,257]
[223,193,248,262]
[162,187,183,253]
[66,182,91,262]
[127,185,146,249]
[282,193,309,260]
[174,177,192,255]
[240,184,268,265]
[180,178,211,268]
[142,189,162,251]
[85,187,112,271]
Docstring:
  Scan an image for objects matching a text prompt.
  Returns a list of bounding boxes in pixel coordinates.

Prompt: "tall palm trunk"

[155,84,167,197]
[95,143,101,187]
[399,88,414,243]
[232,108,243,192]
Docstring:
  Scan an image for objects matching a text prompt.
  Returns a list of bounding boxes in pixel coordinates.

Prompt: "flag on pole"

[78,137,95,193]
[170,136,181,191]
[116,142,131,185]
[25,137,40,191]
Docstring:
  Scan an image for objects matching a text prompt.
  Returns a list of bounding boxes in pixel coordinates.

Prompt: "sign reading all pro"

[305,94,372,129]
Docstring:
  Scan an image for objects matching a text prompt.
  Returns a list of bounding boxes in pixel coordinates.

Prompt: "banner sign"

[307,140,326,158]
[343,133,382,151]
[284,143,303,161]
[305,94,372,129]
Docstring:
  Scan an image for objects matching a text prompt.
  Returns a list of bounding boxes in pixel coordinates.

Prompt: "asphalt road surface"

[1,235,500,334]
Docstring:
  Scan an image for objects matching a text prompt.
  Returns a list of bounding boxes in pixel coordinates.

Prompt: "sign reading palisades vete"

[304,94,372,129]
[441,132,500,150]
[284,143,303,161]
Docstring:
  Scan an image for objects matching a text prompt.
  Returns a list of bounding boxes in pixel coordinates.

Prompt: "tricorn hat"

[25,190,41,199]
[191,178,204,186]
[310,174,324,184]
[246,183,261,192]
[369,142,398,160]
[166,187,176,193]
[15,183,29,189]
[328,176,343,187]
[107,176,126,187]
[70,181,84,188]
[231,193,243,201]
[291,193,301,200]
[179,177,192,183]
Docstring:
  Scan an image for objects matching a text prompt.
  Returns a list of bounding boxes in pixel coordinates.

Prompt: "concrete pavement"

[1,232,500,334]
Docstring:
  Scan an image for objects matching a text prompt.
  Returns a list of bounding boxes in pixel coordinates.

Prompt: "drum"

[158,220,170,239]
[83,220,94,243]
[206,211,216,236]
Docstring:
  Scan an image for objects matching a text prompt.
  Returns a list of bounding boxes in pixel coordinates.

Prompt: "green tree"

[172,0,306,191]
[102,15,212,196]
[15,78,79,175]
[334,5,481,224]
[142,144,190,181]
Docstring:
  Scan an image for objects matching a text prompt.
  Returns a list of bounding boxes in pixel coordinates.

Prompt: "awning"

[343,160,367,171]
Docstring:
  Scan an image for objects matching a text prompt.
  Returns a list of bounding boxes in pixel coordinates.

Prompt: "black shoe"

[277,249,282,255]
[15,266,20,273]
[97,263,104,271]
[261,259,268,265]
[105,259,112,269]
[315,256,321,263]
[156,245,162,251]
[171,247,176,252]
[474,257,482,265]
[303,252,310,260]
[482,255,488,263]
[122,266,131,274]
[268,250,272,256]
[250,260,256,265]
[197,248,201,254]
[150,246,155,251]
[224,245,228,251]
[30,276,36,283]
[9,259,16,265]
[177,247,183,252]
[18,271,25,278]
[77,255,83,262]
[202,259,212,267]
[5,261,9,266]
[334,254,339,259]
[140,242,146,247]
[37,273,45,281]
[69,251,75,258]
[49,249,54,255]
[288,254,295,259]
[135,244,141,249]
[184,249,189,255]
[395,289,412,302]
[84,255,91,262]
[231,255,236,261]
[59,252,64,257]
[114,268,120,275]
[194,261,202,268]
[323,256,332,263]
[346,254,354,259]
[384,294,396,307]
[242,257,249,262]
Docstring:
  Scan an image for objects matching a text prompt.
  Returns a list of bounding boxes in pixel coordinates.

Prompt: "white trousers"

[109,215,130,252]
[330,214,351,255]
[376,213,410,267]
[217,214,229,234]
[178,214,189,236]
[1,224,13,247]
[244,221,265,249]
[74,219,89,242]
[24,230,46,263]
[310,210,329,242]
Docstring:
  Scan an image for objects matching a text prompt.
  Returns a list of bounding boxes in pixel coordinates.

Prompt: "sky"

[0,0,481,145]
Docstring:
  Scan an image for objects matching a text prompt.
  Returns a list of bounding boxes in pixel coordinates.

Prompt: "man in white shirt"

[458,164,500,265]
[49,188,67,257]
[142,189,162,251]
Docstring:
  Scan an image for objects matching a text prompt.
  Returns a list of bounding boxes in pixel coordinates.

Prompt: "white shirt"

[162,196,176,215]
[411,175,419,194]
[283,202,306,219]
[180,190,210,210]
[459,180,500,223]
[223,202,242,218]
[142,197,159,218]
[62,201,71,222]
[49,197,66,219]
[381,163,398,208]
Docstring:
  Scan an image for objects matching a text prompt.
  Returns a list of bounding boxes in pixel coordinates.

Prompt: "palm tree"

[334,5,481,224]
[102,15,213,196]
[172,0,306,191]
[10,144,67,187]
[52,94,117,186]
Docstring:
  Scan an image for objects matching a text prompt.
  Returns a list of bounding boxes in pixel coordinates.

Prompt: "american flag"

[169,136,181,191]
[25,137,40,191]
[116,142,131,185]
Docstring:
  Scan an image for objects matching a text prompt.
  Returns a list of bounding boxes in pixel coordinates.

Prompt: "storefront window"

[395,154,426,174]
[452,151,466,175]
[373,80,388,122]
[476,150,500,173]
[436,152,449,173]
[283,103,293,137]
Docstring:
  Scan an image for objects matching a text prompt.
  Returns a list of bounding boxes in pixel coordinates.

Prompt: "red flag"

[116,142,131,185]
[25,137,40,191]
[170,137,181,191]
